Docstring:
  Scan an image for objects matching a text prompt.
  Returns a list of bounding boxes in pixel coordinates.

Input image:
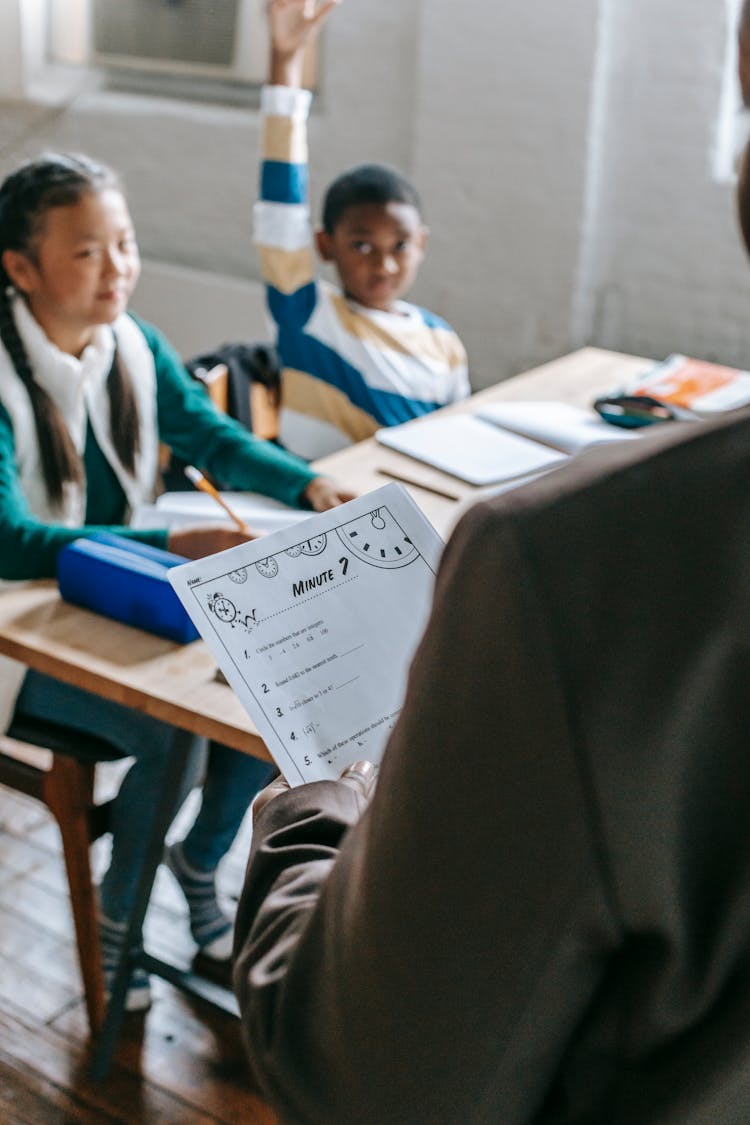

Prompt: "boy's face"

[315,201,427,312]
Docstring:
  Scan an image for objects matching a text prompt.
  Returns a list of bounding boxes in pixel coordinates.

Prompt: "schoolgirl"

[0,153,351,1008]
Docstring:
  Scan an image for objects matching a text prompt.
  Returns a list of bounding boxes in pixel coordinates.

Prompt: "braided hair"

[0,153,141,507]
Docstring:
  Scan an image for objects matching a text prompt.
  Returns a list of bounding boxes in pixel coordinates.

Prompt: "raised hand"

[269,0,341,85]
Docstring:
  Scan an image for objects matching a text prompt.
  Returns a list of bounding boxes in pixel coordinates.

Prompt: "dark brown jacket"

[234,409,750,1124]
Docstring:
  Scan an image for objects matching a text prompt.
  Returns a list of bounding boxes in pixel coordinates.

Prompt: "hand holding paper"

[252,758,376,822]
[169,484,442,784]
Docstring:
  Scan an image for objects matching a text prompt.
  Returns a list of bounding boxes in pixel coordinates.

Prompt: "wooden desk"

[0,347,647,739]
[0,580,270,758]
[313,347,652,537]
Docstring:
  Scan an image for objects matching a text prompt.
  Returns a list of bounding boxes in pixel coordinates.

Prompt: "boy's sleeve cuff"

[262,84,313,120]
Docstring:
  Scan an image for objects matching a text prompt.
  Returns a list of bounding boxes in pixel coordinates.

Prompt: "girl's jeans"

[12,670,275,923]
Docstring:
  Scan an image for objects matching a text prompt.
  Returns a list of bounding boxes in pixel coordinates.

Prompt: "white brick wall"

[2,0,749,388]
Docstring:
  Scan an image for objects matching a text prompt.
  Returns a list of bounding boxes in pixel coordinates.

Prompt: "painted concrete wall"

[1,0,749,389]
[576,0,750,367]
[411,0,601,380]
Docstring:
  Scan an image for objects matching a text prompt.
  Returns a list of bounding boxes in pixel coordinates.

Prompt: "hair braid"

[0,276,82,506]
[107,347,140,475]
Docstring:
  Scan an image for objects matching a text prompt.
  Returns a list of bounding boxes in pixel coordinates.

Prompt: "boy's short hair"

[322,163,422,234]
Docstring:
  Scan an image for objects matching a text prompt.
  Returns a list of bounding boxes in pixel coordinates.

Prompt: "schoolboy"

[254,0,470,449]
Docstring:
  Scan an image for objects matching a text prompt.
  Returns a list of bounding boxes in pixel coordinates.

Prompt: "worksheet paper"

[131,491,311,534]
[168,484,443,784]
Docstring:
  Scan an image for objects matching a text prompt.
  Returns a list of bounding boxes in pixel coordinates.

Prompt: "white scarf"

[1,295,159,523]
[0,296,160,732]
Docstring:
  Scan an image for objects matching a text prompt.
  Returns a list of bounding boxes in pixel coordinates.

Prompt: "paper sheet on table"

[132,491,312,534]
[168,484,443,784]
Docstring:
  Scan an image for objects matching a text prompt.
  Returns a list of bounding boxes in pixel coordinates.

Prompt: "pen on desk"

[184,465,251,533]
[376,467,462,502]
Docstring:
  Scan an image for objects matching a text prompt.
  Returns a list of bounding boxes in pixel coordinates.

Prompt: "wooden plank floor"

[0,762,277,1125]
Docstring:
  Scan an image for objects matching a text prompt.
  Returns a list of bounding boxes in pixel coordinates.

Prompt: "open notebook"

[375,402,636,486]
[474,401,639,454]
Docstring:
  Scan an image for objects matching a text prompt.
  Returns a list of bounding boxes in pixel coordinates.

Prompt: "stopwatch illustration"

[208,593,237,623]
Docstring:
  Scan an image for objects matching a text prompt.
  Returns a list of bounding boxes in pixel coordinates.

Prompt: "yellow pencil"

[184,466,250,534]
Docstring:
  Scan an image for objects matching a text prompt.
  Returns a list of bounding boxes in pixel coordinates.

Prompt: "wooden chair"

[159,344,283,491]
[0,719,121,1033]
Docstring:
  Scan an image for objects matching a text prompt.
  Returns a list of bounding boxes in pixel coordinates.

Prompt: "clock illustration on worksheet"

[284,533,328,562]
[255,557,279,579]
[335,507,419,569]
[300,534,327,556]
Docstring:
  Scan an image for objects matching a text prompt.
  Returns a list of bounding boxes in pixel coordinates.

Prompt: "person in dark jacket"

[233,390,750,1125]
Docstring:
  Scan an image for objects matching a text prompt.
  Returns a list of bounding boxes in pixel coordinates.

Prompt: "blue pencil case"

[57,532,199,644]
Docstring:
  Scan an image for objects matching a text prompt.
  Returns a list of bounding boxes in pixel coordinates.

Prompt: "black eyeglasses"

[592,393,698,429]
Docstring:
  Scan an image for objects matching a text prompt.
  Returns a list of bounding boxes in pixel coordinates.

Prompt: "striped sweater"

[254,84,471,444]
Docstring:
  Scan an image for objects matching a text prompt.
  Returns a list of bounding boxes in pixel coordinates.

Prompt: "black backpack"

[162,341,285,490]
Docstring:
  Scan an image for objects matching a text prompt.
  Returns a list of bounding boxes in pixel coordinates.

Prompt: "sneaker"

[99,912,152,1013]
[163,841,233,960]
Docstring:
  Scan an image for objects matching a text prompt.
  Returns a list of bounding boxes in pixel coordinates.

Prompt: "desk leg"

[89,728,192,1080]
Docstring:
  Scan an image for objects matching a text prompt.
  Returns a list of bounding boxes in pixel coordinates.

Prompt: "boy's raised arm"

[254,1,339,335]
[269,0,341,88]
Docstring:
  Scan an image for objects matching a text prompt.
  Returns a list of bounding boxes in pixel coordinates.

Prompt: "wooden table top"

[0,579,271,758]
[0,347,649,757]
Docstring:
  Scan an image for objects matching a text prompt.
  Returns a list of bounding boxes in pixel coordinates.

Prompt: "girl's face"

[4,188,140,357]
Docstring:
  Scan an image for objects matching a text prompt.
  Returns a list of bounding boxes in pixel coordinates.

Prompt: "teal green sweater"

[0,317,317,580]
